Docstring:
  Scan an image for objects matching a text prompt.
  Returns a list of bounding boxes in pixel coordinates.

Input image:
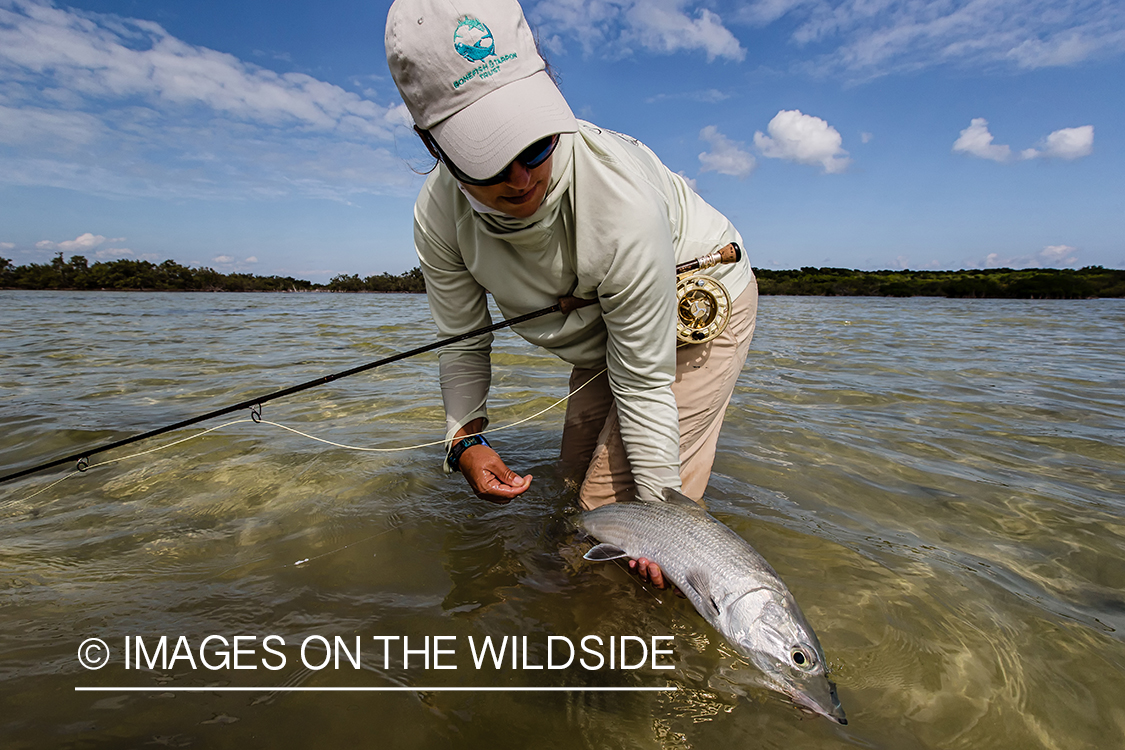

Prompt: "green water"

[1,291,1123,749]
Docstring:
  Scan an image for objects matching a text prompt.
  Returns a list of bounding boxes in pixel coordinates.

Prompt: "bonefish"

[580,489,847,724]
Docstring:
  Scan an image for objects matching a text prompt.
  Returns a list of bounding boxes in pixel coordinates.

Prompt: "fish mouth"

[743,650,847,725]
[788,677,847,725]
[732,659,848,725]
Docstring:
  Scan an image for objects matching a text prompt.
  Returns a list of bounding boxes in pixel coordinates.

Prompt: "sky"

[1,0,1123,281]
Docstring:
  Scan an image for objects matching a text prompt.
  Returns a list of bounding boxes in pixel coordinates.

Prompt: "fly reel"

[676,273,731,344]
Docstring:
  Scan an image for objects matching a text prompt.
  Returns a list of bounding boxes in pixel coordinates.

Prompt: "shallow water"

[1,291,1123,749]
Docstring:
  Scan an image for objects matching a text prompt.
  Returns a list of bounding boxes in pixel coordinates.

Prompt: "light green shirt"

[413,121,753,501]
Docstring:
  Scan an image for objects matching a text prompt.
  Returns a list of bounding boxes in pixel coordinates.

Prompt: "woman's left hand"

[458,443,533,504]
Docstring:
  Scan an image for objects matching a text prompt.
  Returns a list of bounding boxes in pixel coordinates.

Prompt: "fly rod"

[1,243,741,485]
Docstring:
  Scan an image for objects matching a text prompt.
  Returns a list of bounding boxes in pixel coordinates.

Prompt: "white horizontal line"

[75,686,676,693]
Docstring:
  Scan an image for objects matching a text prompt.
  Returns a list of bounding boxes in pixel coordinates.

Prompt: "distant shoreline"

[2,256,1122,298]
[0,288,421,294]
[753,266,1124,298]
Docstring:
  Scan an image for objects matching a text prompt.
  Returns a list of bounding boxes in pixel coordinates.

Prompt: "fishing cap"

[385,0,577,181]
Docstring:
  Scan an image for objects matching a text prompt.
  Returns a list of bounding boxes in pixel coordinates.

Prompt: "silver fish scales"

[580,489,847,724]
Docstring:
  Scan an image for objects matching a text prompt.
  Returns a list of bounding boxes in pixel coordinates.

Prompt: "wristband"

[447,434,490,472]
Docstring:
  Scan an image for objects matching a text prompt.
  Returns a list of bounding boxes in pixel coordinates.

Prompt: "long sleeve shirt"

[412,120,753,501]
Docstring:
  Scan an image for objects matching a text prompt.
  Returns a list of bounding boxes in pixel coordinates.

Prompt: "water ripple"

[1,292,1123,749]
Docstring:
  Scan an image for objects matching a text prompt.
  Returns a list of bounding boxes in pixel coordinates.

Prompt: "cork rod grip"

[675,241,741,274]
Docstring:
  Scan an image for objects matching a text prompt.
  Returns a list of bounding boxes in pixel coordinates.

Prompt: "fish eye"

[791,648,814,668]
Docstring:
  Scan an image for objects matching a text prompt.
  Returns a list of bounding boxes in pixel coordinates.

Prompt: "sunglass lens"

[519,136,558,169]
[442,134,559,186]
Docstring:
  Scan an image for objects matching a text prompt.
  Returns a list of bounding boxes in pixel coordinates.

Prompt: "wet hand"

[458,444,532,504]
[630,557,670,590]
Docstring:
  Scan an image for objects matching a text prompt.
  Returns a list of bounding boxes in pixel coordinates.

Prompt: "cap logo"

[450,16,519,90]
[454,17,495,62]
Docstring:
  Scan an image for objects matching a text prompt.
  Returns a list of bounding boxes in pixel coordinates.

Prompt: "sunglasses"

[433,134,559,187]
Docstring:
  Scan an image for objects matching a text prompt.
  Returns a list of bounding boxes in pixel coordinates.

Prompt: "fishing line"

[258,372,600,453]
[5,376,684,618]
[1,242,740,487]
[1,367,609,514]
[4,327,705,514]
[3,246,744,652]
[1,419,255,514]
[0,297,597,486]
[184,370,607,582]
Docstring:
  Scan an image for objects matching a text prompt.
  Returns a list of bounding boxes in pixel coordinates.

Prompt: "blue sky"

[1,0,1122,281]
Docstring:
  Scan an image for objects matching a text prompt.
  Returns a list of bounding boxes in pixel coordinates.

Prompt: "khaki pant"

[560,281,758,510]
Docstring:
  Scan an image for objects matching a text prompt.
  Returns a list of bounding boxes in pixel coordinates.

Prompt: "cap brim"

[429,70,578,182]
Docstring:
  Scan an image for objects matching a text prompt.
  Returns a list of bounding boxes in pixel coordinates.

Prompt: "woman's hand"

[457,443,533,504]
[630,558,682,595]
[629,558,668,588]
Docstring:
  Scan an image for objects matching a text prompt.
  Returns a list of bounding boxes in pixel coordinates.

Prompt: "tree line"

[0,254,426,292]
[753,266,1124,298]
[2,254,1122,298]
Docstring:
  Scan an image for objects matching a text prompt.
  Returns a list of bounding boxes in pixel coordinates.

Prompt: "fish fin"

[684,569,722,618]
[661,487,707,511]
[584,543,629,561]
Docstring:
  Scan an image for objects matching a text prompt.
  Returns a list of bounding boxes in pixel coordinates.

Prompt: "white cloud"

[624,1,745,61]
[0,104,104,147]
[697,126,756,178]
[737,0,812,27]
[754,109,851,173]
[0,241,15,250]
[953,118,1012,162]
[1021,125,1094,160]
[385,103,413,128]
[977,244,1080,269]
[1039,244,1079,264]
[733,0,1125,78]
[0,0,416,201]
[956,119,1095,162]
[35,232,116,253]
[201,254,266,272]
[860,131,873,144]
[0,1,393,135]
[530,0,745,61]
[61,233,114,252]
[1006,28,1120,69]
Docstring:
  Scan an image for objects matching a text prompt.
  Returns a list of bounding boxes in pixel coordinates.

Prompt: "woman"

[386,0,757,587]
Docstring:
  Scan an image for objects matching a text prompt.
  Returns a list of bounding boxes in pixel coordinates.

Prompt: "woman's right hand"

[457,443,533,503]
